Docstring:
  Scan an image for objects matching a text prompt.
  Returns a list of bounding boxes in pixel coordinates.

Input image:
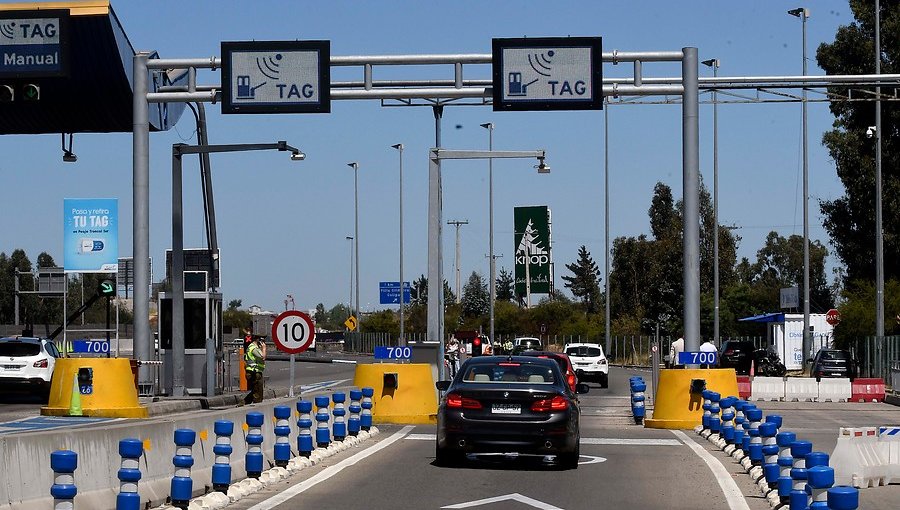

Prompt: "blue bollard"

[315,395,331,447]
[348,390,362,436]
[777,431,797,501]
[746,407,764,465]
[826,486,858,510]
[701,390,712,430]
[806,451,829,468]
[50,450,77,510]
[719,397,736,444]
[116,438,143,510]
[332,392,347,441]
[760,421,780,488]
[212,420,233,493]
[767,414,783,429]
[740,404,757,455]
[274,406,292,467]
[732,400,746,448]
[789,440,813,510]
[360,387,374,431]
[297,400,314,457]
[170,429,196,510]
[807,465,834,509]
[709,402,721,434]
[631,380,646,424]
[245,412,265,479]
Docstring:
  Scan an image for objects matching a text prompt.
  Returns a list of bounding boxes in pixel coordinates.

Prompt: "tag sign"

[679,351,717,365]
[271,310,316,354]
[71,340,110,354]
[374,346,412,360]
[492,36,602,111]
[0,9,70,78]
[221,40,330,114]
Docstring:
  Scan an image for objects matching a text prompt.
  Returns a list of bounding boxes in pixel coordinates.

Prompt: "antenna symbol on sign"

[528,50,555,77]
[257,53,283,80]
[0,22,15,39]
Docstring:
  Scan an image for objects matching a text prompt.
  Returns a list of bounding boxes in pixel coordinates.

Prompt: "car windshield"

[461,362,557,384]
[566,346,603,357]
[0,341,41,357]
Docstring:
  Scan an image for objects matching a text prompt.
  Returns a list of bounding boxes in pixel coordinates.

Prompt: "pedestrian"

[244,334,267,404]
[699,338,718,369]
[669,336,685,369]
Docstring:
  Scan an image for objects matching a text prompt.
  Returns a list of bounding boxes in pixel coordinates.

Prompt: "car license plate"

[491,403,520,414]
[2,365,19,370]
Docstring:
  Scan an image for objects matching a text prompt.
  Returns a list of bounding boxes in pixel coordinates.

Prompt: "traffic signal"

[98,279,116,297]
[471,336,482,357]
[0,83,40,101]
[22,84,39,101]
[0,85,12,102]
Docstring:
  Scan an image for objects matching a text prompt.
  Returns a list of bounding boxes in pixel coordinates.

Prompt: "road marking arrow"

[442,493,563,509]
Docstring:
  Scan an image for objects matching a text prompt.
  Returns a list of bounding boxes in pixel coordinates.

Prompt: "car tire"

[434,444,463,467]
[558,444,580,470]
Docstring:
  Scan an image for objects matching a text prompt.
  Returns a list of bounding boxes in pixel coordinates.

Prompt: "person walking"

[244,334,267,404]
[669,337,685,369]
[699,338,718,369]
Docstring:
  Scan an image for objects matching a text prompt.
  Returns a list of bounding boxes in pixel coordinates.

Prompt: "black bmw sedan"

[435,355,589,469]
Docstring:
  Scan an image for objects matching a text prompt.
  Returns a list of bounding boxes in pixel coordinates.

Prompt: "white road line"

[406,433,436,440]
[671,430,751,510]
[332,359,358,364]
[442,493,563,510]
[403,434,681,446]
[247,425,414,510]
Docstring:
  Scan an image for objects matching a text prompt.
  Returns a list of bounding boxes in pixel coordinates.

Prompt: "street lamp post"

[348,162,361,336]
[480,123,496,344]
[346,235,353,323]
[875,0,885,344]
[447,220,469,303]
[391,144,406,346]
[702,58,720,347]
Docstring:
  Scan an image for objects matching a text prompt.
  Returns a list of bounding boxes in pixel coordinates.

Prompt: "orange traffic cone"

[749,359,755,378]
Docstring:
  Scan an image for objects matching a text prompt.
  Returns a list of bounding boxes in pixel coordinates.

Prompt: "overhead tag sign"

[492,36,602,111]
[0,9,70,78]
[221,40,330,114]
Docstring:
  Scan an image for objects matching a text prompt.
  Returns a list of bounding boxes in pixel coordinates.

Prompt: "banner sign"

[379,281,411,305]
[0,9,70,78]
[63,198,118,273]
[514,206,552,296]
[780,286,799,309]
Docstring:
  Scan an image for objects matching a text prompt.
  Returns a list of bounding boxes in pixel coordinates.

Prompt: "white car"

[564,343,609,388]
[0,337,60,396]
[512,337,543,352]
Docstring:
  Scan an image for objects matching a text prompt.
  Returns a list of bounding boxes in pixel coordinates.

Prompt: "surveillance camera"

[866,126,876,138]
[290,151,306,161]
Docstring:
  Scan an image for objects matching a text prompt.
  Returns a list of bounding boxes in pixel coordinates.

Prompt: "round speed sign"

[271,310,316,354]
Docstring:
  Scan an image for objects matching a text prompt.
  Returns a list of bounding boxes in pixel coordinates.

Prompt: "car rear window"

[461,362,558,384]
[820,351,849,360]
[0,342,41,357]
[566,346,603,357]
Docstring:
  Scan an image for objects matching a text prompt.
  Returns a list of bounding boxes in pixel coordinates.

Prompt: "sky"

[1,1,861,315]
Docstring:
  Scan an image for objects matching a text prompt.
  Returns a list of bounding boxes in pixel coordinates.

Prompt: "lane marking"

[299,379,349,392]
[442,493,563,509]
[671,430,750,510]
[247,425,414,510]
[332,359,358,364]
[404,434,681,446]
[578,454,607,465]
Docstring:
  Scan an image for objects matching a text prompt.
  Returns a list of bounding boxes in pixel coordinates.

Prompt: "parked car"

[564,343,609,388]
[435,355,588,469]
[0,336,60,396]
[719,340,756,374]
[512,337,543,354]
[810,349,857,380]
[517,350,579,392]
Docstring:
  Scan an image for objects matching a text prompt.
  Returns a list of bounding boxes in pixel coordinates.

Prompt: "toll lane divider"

[831,425,900,488]
[746,377,858,403]
[850,379,886,403]
[695,395,861,510]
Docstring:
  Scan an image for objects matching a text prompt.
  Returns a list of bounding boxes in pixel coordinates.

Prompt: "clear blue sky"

[1,1,857,314]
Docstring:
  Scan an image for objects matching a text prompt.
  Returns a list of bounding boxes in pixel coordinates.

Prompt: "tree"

[750,232,834,313]
[461,271,489,318]
[495,267,514,302]
[561,245,602,313]
[227,299,242,310]
[817,1,900,285]
[314,303,326,324]
[408,274,456,306]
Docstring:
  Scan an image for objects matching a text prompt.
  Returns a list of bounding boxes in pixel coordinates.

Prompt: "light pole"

[788,6,811,366]
[348,162,361,335]
[604,100,610,356]
[391,143,406,346]
[875,0,885,343]
[346,236,353,319]
[702,58,720,346]
[479,123,497,344]
[447,220,469,303]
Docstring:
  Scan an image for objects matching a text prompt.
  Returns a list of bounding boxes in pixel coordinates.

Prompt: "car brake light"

[567,374,576,389]
[724,350,734,355]
[531,395,568,412]
[446,393,482,409]
[33,358,49,368]
[599,359,607,365]
[498,362,520,367]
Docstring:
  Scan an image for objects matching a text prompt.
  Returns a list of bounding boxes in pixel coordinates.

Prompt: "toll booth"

[157,287,223,395]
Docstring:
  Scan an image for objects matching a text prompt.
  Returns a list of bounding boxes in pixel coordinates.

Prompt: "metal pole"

[428,105,445,379]
[712,63,720,347]
[682,47,701,354]
[392,144,406,346]
[482,123,496,344]
[346,235,353,323]
[133,52,152,391]
[447,220,469,302]
[354,163,360,335]
[604,101,611,356]
[802,9,811,367]
[875,0,885,342]
[172,146,186,397]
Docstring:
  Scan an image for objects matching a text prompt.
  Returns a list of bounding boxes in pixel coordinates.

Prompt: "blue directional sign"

[374,346,412,360]
[0,10,70,78]
[221,40,330,114]
[379,281,411,305]
[678,351,718,366]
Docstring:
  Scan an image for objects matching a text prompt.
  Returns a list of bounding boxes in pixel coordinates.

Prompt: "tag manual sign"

[0,9,70,78]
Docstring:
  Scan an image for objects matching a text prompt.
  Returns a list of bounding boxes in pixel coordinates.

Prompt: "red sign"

[825,308,842,326]
[271,310,316,354]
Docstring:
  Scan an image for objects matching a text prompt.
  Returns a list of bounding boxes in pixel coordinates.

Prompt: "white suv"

[564,343,609,388]
[0,337,60,396]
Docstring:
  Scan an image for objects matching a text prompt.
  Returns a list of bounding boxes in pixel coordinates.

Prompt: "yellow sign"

[345,315,358,331]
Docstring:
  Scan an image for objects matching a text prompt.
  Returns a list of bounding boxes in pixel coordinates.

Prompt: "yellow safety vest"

[244,343,265,373]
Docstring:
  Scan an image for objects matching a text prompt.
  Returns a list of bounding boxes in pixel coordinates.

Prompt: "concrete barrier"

[851,378,886,403]
[879,426,900,484]
[831,427,888,488]
[784,377,818,402]
[750,377,784,401]
[818,378,851,402]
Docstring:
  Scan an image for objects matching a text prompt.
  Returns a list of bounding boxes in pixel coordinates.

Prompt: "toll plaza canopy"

[0,0,186,134]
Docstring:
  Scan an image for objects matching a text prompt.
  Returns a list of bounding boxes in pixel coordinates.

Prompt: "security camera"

[866,126,876,138]
[290,151,306,161]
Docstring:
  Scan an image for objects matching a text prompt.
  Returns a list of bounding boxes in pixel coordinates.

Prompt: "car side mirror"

[435,380,451,391]
[576,383,590,394]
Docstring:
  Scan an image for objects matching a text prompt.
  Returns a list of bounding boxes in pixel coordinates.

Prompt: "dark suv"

[719,340,755,374]
[811,349,857,380]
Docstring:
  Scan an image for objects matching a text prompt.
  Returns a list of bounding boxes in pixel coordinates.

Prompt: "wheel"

[599,374,609,388]
[558,444,580,470]
[435,444,463,467]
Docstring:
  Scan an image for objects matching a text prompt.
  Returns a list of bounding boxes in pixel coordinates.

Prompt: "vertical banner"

[63,198,118,273]
[514,206,552,296]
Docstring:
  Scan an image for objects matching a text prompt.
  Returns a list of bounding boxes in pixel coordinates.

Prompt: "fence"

[857,335,900,383]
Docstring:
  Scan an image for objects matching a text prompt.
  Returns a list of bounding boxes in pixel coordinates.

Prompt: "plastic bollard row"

[116,438,143,510]
[777,431,797,501]
[360,387,374,431]
[826,486,859,510]
[720,396,736,445]
[297,400,314,457]
[315,395,331,447]
[746,407,764,466]
[50,450,77,510]
[245,412,265,479]
[170,429,196,510]
[789,440,813,510]
[760,419,780,488]
[332,392,347,441]
[740,403,757,455]
[212,420,234,493]
[348,389,362,437]
[274,406,292,467]
[702,389,712,430]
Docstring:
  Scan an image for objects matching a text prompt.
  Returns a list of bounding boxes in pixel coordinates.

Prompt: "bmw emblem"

[503,391,509,398]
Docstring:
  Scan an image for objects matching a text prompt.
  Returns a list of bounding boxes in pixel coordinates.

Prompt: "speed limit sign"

[271,310,316,354]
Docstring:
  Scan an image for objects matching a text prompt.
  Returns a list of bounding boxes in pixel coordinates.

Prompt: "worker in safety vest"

[244,335,267,404]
